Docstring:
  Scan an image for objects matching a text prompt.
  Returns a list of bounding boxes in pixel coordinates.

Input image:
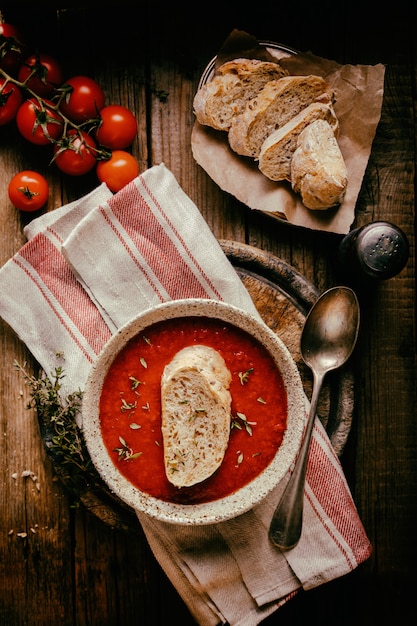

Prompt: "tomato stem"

[0,64,110,160]
[18,185,39,199]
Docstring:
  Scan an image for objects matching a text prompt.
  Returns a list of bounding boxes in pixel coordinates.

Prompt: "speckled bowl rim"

[82,298,306,525]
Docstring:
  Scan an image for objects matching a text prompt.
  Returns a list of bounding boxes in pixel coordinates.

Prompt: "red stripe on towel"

[17,235,111,357]
[108,184,223,300]
[307,432,372,566]
[98,207,167,303]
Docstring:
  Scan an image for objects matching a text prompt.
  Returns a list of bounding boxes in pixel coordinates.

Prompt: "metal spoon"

[269,286,360,550]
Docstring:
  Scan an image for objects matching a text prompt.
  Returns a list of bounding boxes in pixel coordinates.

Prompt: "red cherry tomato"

[8,170,49,212]
[0,78,22,125]
[0,19,27,75]
[96,150,139,192]
[18,53,64,98]
[95,105,138,149]
[53,129,97,176]
[16,98,63,145]
[59,75,105,123]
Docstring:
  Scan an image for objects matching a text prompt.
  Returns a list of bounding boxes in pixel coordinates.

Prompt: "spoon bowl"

[301,287,360,374]
[269,286,360,550]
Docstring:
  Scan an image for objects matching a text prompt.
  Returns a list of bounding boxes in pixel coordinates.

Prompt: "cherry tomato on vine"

[59,75,105,123]
[0,17,27,75]
[96,150,139,192]
[8,170,49,212]
[18,52,64,98]
[53,129,97,176]
[0,78,22,125]
[95,105,138,149]
[16,98,63,145]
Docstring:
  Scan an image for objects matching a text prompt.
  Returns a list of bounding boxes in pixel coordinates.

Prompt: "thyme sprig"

[114,436,142,461]
[14,360,99,493]
[238,368,253,385]
[120,397,137,413]
[231,412,256,436]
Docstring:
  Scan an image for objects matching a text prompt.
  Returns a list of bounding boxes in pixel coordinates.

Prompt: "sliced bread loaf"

[257,102,340,182]
[290,119,348,210]
[193,58,288,131]
[161,345,232,488]
[228,74,334,158]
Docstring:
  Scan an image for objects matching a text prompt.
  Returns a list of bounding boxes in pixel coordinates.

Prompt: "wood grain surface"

[0,1,416,625]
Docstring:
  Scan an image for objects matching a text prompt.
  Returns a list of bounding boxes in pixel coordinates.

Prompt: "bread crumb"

[21,469,41,491]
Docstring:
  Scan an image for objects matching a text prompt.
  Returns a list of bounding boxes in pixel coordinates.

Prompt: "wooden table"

[1,1,415,624]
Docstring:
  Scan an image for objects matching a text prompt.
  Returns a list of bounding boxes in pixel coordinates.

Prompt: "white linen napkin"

[0,163,371,626]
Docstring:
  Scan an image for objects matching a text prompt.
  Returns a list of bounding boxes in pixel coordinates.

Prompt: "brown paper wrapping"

[191,33,385,234]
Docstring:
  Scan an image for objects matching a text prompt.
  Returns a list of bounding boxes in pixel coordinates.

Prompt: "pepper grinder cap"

[357,222,409,279]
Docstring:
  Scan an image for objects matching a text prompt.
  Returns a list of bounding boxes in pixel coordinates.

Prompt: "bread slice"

[257,102,340,182]
[161,345,232,488]
[193,58,288,131]
[228,74,334,158]
[290,119,348,210]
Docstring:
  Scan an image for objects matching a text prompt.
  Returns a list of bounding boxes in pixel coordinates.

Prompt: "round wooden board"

[38,240,354,534]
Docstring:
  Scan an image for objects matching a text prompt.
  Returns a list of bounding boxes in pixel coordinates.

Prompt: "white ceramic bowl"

[82,298,305,525]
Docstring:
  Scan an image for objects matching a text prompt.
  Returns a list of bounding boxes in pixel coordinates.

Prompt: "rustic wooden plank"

[0,2,416,625]
[0,12,77,613]
[0,342,74,624]
[343,54,417,619]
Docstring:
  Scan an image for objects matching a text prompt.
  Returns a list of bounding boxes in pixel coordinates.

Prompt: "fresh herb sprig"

[14,360,99,494]
[231,412,255,435]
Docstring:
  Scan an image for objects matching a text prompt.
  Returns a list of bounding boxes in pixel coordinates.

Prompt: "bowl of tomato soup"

[82,298,306,525]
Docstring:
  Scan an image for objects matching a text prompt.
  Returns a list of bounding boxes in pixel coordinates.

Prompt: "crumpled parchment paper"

[191,30,386,234]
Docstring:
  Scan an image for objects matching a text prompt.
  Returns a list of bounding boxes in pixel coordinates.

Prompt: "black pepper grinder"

[337,221,409,284]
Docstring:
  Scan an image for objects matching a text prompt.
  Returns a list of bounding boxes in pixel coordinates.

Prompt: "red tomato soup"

[99,316,288,504]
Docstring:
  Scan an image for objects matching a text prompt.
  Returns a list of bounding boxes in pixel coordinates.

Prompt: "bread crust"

[258,102,340,182]
[192,57,348,211]
[161,345,232,487]
[193,58,288,131]
[228,75,333,158]
[291,119,348,210]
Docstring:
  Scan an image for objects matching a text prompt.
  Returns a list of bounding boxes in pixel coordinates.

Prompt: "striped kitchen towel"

[0,163,371,626]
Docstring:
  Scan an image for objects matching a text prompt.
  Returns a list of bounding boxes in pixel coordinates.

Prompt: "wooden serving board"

[38,240,354,534]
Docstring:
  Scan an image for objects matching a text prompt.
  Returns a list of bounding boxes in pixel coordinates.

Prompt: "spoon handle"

[269,370,325,550]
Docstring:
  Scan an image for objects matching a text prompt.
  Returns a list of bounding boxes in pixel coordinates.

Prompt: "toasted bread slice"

[161,345,232,488]
[228,74,334,158]
[258,102,340,182]
[193,58,288,131]
[290,119,348,210]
